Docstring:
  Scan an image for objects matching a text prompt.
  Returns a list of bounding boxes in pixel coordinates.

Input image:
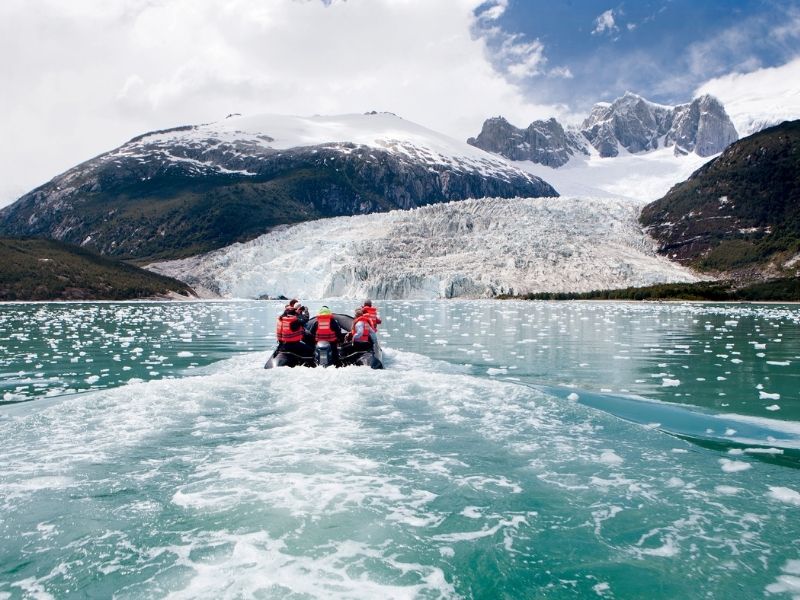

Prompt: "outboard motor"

[315,341,335,368]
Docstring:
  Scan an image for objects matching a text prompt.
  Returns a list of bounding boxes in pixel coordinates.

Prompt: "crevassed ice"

[149,196,700,300]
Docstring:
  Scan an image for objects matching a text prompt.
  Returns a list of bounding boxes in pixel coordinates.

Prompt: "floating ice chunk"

[661,378,680,387]
[598,449,624,465]
[766,360,790,366]
[85,375,100,384]
[715,485,741,496]
[666,477,684,488]
[177,351,194,357]
[766,486,800,506]
[724,428,737,436]
[719,459,751,473]
[461,507,482,519]
[433,339,448,345]
[567,392,580,401]
[439,546,455,558]
[766,560,800,596]
[486,368,507,376]
[759,391,781,400]
[766,404,781,411]
[592,582,610,595]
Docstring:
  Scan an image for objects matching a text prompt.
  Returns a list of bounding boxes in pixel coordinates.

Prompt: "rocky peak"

[666,94,739,157]
[582,92,673,157]
[469,92,739,165]
[467,116,587,167]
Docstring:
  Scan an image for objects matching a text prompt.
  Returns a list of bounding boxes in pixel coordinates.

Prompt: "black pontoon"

[264,313,383,369]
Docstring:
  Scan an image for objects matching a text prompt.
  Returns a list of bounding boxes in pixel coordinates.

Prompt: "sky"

[1,0,799,207]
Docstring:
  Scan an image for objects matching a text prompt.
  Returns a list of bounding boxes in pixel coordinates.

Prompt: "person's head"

[354,308,364,317]
[363,299,372,307]
[284,304,296,314]
[318,306,332,316]
[288,298,299,307]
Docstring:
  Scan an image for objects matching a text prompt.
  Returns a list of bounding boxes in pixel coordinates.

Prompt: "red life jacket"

[276,314,303,343]
[315,314,338,342]
[352,315,373,343]
[363,305,380,330]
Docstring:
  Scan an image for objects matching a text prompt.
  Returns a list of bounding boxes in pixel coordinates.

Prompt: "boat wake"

[1,349,799,598]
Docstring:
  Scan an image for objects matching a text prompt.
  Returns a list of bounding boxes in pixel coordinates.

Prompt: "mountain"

[640,120,800,279]
[466,117,587,167]
[147,196,699,300]
[694,57,800,137]
[0,112,556,261]
[0,237,194,301]
[468,92,738,165]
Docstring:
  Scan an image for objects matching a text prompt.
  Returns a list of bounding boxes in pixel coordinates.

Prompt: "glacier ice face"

[148,196,700,300]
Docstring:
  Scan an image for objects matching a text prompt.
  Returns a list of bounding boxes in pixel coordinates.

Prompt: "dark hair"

[363,299,372,307]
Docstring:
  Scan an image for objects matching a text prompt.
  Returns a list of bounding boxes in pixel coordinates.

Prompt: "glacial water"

[1,300,799,599]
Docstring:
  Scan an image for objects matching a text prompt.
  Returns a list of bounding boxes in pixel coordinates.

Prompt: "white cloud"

[0,0,566,207]
[592,9,618,36]
[695,57,800,136]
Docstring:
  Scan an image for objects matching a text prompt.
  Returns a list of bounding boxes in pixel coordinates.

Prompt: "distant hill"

[0,113,555,262]
[0,238,195,300]
[640,120,800,280]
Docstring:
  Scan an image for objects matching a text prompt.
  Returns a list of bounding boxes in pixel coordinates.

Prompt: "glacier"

[148,196,700,300]
[517,145,712,202]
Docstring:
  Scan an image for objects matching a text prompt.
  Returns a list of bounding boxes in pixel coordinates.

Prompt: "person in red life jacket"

[348,307,377,351]
[307,306,345,365]
[275,304,312,357]
[287,298,310,325]
[362,299,381,331]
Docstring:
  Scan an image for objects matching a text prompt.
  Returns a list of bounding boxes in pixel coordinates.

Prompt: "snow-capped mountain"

[0,112,555,260]
[695,57,800,137]
[469,92,738,166]
[148,196,700,300]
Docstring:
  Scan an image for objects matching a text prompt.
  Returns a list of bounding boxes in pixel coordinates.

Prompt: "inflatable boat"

[264,313,383,369]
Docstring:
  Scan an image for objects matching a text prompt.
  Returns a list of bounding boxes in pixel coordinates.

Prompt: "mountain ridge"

[0,112,556,261]
[0,237,194,301]
[468,92,739,167]
[640,119,800,281]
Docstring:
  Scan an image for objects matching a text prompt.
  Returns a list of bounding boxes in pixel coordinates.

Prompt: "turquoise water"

[1,300,799,598]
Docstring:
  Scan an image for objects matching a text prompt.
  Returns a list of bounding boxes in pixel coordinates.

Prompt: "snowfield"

[148,196,701,300]
[113,111,542,183]
[517,146,712,203]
